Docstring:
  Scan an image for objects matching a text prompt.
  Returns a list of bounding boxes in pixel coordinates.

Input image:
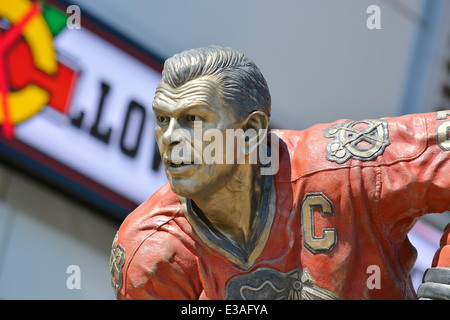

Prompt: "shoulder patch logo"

[110,232,125,299]
[324,119,390,163]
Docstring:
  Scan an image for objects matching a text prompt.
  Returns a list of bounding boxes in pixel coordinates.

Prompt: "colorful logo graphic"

[0,0,77,138]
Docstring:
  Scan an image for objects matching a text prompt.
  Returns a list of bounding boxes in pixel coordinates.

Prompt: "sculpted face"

[152,76,242,199]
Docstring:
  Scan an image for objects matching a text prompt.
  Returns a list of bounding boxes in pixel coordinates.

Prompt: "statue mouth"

[165,158,195,171]
[170,161,192,168]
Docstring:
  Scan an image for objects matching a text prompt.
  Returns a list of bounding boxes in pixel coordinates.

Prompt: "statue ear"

[241,111,269,155]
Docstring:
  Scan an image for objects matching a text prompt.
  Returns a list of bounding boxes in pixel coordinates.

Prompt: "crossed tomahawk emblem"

[324,119,390,163]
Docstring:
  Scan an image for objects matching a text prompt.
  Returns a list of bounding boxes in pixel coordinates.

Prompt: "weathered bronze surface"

[110,46,450,300]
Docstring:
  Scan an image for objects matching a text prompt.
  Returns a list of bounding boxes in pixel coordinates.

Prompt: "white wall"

[72,0,424,129]
[0,162,117,299]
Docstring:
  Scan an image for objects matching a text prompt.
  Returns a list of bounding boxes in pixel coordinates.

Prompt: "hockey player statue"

[110,46,450,300]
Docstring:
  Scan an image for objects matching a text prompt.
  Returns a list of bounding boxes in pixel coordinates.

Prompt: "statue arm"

[375,111,450,231]
[113,230,202,300]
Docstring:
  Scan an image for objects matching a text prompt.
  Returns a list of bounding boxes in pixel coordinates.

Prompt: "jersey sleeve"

[119,231,201,300]
[110,223,202,300]
[375,111,450,239]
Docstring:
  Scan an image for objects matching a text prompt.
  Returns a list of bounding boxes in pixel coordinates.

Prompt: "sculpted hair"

[160,46,271,120]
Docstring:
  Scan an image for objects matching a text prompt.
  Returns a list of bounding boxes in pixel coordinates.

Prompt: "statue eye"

[187,115,202,122]
[156,116,169,125]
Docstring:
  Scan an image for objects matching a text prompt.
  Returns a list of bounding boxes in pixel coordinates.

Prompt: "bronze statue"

[110,46,450,300]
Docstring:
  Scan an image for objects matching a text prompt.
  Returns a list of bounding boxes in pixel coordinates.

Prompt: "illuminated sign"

[0,0,168,217]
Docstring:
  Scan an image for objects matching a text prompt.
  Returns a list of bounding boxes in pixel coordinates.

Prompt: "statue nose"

[162,118,183,146]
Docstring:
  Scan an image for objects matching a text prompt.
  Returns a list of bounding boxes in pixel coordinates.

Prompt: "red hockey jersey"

[110,111,450,300]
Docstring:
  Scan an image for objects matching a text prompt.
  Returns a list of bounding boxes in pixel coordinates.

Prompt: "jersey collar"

[179,174,276,270]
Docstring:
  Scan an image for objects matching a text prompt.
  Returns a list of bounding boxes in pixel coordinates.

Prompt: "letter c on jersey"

[301,193,337,253]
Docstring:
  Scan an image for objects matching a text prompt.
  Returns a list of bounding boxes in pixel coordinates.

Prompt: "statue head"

[152,46,272,198]
[159,45,271,121]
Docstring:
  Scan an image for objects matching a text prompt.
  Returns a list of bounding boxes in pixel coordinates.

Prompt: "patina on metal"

[152,46,272,251]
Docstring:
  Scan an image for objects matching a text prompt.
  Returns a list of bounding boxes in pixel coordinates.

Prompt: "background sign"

[0,0,168,218]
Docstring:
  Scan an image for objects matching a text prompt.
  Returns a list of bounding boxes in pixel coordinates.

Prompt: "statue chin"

[168,178,201,199]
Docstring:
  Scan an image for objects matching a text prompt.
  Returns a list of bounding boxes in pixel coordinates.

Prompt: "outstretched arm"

[375,111,450,238]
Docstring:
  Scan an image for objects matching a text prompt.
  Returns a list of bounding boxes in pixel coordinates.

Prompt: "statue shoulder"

[117,182,182,245]
[272,125,343,182]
